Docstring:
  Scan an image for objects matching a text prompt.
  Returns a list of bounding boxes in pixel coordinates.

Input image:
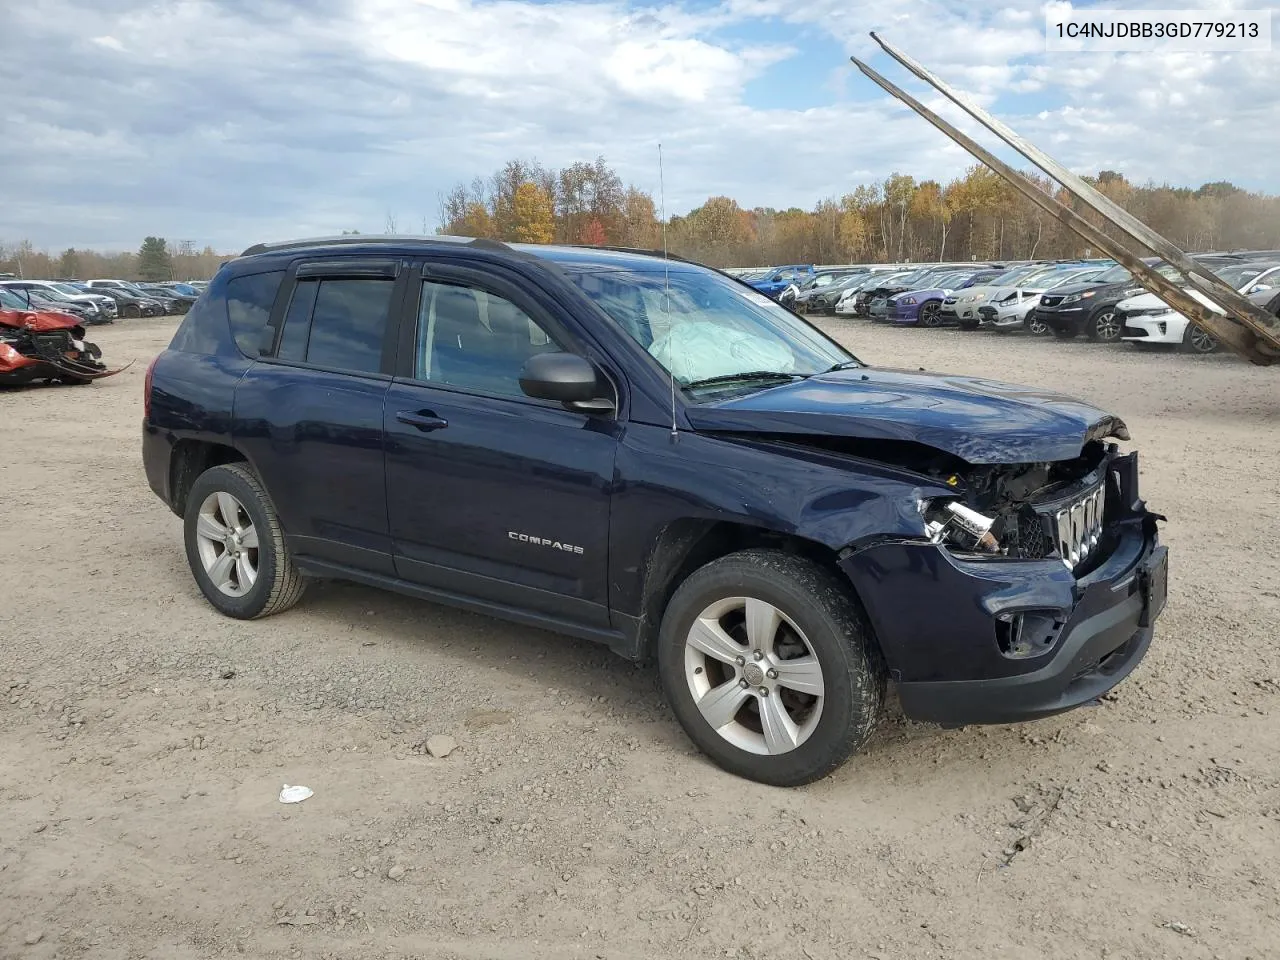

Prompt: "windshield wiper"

[823,359,862,372]
[684,370,805,389]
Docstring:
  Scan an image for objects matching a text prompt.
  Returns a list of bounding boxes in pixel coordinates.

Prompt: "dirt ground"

[2,315,1278,960]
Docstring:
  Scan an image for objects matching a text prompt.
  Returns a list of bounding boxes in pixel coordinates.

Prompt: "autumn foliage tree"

[512,183,555,244]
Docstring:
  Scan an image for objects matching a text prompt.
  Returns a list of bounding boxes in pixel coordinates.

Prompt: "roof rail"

[238,234,513,257]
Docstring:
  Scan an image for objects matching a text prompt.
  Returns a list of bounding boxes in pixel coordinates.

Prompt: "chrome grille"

[1055,484,1104,570]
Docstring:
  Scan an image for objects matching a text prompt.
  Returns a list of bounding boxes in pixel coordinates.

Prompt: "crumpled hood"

[685,367,1128,463]
[0,307,82,333]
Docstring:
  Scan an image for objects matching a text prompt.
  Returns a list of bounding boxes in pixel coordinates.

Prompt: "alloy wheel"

[683,596,825,756]
[1025,313,1049,335]
[194,491,260,597]
[1188,325,1218,353]
[919,301,941,327]
[1092,310,1121,341]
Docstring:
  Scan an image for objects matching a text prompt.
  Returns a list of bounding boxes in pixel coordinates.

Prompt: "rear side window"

[275,277,394,374]
[226,271,285,356]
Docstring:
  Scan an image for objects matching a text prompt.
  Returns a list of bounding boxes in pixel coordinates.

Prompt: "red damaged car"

[0,287,114,386]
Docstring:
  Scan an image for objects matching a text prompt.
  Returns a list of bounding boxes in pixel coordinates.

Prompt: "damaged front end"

[0,308,117,386]
[832,431,1165,727]
[915,437,1136,577]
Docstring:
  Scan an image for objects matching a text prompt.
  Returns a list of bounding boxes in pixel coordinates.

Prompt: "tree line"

[0,237,225,282]
[6,160,1280,280]
[437,157,1280,267]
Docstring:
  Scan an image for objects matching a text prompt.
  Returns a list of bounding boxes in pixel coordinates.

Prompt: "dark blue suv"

[142,235,1168,786]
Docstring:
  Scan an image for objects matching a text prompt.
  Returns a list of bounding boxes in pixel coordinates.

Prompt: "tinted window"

[416,280,561,397]
[275,277,394,373]
[277,280,319,362]
[226,271,284,357]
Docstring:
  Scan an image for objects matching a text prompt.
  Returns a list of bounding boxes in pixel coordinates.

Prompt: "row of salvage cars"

[0,278,206,387]
[779,251,1280,355]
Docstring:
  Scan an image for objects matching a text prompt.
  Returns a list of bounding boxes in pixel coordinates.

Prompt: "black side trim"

[294,557,640,659]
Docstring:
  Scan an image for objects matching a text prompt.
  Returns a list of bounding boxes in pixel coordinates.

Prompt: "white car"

[0,279,117,320]
[947,264,1093,329]
[1119,262,1280,354]
[984,267,1109,334]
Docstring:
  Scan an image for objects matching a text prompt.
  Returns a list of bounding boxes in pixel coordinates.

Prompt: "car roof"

[236,235,714,275]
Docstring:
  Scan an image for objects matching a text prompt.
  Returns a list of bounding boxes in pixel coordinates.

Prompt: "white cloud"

[0,0,1277,251]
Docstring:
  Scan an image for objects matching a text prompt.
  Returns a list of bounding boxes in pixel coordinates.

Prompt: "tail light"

[144,355,158,419]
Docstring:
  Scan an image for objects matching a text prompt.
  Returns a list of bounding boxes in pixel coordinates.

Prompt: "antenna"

[659,143,677,440]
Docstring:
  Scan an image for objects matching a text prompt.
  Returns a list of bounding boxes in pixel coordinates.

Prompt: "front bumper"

[889,303,921,323]
[1039,306,1084,332]
[841,454,1165,726]
[1121,312,1182,344]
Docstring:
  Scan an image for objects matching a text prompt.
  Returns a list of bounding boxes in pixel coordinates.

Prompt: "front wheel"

[1087,308,1121,342]
[658,550,885,786]
[1181,322,1219,354]
[184,463,306,619]
[1023,311,1049,335]
[918,300,942,327]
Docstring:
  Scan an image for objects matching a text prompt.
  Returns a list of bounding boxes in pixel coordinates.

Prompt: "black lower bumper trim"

[896,545,1166,726]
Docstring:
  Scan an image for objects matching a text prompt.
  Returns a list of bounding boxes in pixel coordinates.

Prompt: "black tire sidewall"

[1088,307,1118,342]
[657,553,879,786]
[183,466,282,618]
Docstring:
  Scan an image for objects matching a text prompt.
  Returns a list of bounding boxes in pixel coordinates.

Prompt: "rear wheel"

[1181,323,1219,354]
[184,463,306,619]
[918,300,942,327]
[123,303,141,319]
[1087,308,1121,342]
[658,550,885,786]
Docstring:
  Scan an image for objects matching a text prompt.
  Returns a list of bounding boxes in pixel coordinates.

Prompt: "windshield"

[0,288,33,310]
[1091,264,1132,284]
[33,286,73,301]
[1214,263,1271,290]
[52,283,86,297]
[563,265,855,390]
[986,266,1040,286]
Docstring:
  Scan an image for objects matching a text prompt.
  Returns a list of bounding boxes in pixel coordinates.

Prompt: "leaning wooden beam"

[863,32,1280,358]
[847,54,1263,363]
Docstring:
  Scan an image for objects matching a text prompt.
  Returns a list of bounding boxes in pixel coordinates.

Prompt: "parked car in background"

[983,266,1110,334]
[137,283,197,314]
[1036,260,1168,342]
[941,264,1051,327]
[797,273,876,315]
[746,265,815,298]
[1118,261,1280,354]
[0,288,111,385]
[141,235,1166,786]
[74,284,163,318]
[0,279,112,324]
[885,270,980,326]
[834,272,913,316]
[953,263,1096,331]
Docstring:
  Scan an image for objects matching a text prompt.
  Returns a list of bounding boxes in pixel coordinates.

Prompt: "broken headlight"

[919,498,1000,554]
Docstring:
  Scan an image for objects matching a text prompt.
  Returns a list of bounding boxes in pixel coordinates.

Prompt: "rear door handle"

[395,410,449,432]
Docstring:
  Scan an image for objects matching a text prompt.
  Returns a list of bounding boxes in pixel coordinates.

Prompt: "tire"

[1023,310,1049,335]
[123,303,141,319]
[918,300,942,328]
[183,463,306,619]
[1086,307,1121,342]
[657,549,885,786]
[1181,322,1219,355]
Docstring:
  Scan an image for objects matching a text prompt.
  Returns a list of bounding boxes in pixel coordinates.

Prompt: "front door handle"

[395,410,449,432]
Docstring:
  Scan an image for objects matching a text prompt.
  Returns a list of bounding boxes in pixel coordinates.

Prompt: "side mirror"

[519,352,613,413]
[1249,284,1272,294]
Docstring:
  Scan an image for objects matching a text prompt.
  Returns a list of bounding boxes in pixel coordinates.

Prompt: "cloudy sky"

[3,0,1277,252]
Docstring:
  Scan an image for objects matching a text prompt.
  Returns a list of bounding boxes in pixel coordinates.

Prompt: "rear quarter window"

[226,271,285,357]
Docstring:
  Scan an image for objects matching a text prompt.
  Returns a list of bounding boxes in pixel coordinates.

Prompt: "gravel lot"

[2,315,1278,960]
